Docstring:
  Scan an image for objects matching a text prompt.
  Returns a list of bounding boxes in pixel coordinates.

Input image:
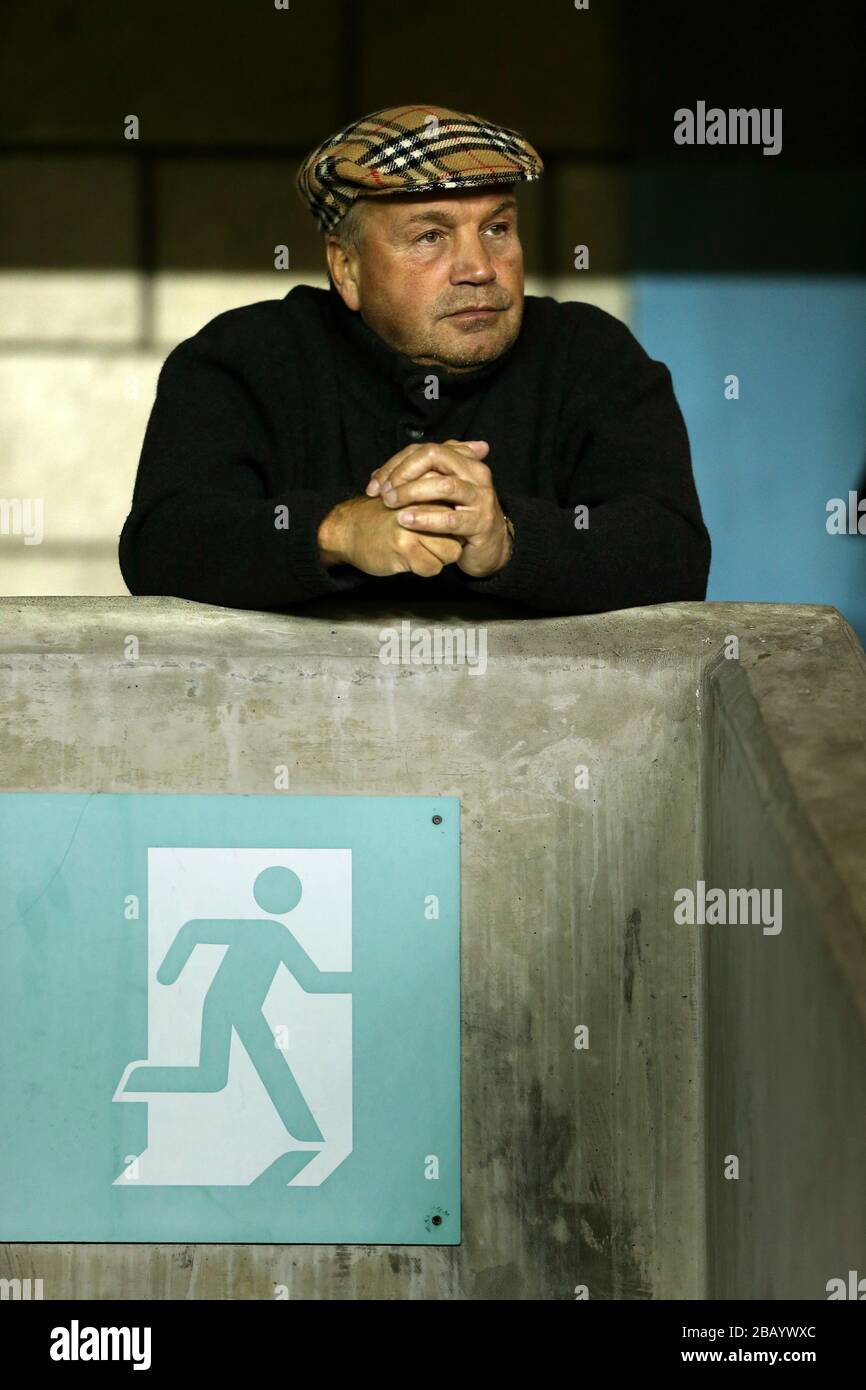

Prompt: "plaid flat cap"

[296,103,544,233]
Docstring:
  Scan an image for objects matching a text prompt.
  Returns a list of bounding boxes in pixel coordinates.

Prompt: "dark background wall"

[2,0,862,277]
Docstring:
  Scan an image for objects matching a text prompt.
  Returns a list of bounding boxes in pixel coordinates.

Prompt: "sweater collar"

[327,283,514,423]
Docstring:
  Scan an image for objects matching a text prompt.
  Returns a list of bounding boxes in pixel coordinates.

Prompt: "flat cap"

[296,103,544,234]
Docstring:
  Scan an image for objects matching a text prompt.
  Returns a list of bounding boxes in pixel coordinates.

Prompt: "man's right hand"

[318,478,465,578]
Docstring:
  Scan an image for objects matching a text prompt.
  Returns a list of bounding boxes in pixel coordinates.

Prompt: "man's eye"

[486,222,510,236]
[417,229,442,245]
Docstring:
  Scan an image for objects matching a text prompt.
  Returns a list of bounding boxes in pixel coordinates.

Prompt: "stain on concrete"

[623,908,643,1012]
[504,1076,649,1299]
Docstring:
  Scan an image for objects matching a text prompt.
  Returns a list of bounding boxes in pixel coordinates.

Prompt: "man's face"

[330,187,524,372]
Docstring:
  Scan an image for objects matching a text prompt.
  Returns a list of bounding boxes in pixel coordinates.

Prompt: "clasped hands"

[370,438,513,577]
[318,438,513,580]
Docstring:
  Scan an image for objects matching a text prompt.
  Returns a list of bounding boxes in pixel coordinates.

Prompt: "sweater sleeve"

[118,333,367,610]
[455,312,711,615]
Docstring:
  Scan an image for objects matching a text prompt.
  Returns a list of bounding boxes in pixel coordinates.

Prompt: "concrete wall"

[703,610,866,1298]
[0,596,863,1299]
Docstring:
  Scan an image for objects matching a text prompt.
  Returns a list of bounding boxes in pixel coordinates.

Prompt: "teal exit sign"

[0,794,460,1244]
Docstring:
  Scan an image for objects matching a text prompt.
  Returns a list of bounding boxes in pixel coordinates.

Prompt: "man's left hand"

[365,439,513,578]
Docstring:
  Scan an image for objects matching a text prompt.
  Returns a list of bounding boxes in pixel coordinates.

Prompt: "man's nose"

[449,233,497,282]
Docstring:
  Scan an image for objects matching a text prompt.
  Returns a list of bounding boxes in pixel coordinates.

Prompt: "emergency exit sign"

[0,793,460,1244]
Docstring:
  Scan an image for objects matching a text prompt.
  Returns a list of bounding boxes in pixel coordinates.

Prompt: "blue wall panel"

[632,277,866,646]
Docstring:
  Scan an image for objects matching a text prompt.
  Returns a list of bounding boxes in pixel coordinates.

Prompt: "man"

[119,104,711,614]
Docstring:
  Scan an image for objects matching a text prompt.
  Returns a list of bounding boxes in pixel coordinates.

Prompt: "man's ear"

[326,238,361,312]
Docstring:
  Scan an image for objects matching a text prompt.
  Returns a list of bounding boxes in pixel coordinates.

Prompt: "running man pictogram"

[123,865,350,1143]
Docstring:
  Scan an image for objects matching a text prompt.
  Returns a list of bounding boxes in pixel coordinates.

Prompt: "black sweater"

[119,284,711,615]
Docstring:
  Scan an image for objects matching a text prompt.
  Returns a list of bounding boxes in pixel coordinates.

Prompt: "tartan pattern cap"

[296,103,544,233]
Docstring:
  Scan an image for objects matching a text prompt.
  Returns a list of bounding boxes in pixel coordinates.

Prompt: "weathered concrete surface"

[0,596,863,1300]
[703,618,866,1299]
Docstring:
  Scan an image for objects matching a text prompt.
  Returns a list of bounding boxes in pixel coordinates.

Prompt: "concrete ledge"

[0,597,864,1299]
